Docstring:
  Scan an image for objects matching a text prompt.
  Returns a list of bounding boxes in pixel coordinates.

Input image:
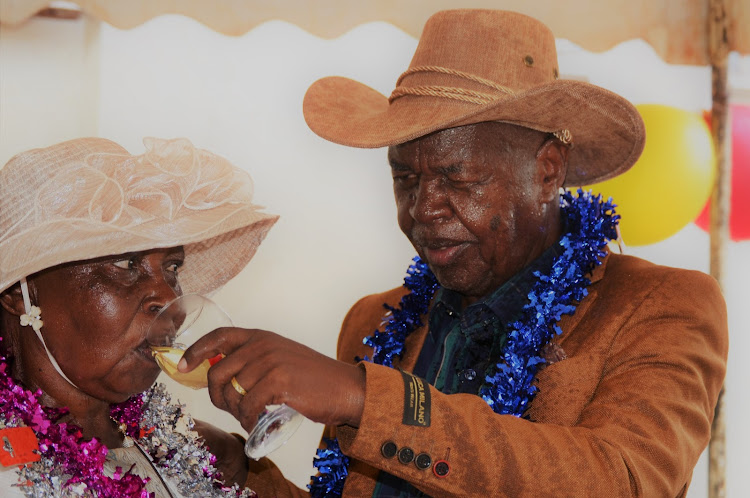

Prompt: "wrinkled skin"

[179,327,366,431]
[390,122,568,306]
[1,249,182,448]
[0,247,249,485]
[13,249,183,398]
[181,122,568,435]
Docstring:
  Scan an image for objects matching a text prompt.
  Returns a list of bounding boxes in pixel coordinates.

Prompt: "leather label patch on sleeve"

[401,370,431,427]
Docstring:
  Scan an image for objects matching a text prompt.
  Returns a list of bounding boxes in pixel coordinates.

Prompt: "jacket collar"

[396,247,613,372]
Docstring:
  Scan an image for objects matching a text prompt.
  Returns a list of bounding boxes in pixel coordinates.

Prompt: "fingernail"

[177,358,187,371]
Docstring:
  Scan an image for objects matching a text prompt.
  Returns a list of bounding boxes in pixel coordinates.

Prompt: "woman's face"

[30,247,185,403]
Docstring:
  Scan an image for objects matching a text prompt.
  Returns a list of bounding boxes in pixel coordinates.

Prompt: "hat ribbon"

[390,65,516,104]
[19,277,81,389]
[388,65,572,145]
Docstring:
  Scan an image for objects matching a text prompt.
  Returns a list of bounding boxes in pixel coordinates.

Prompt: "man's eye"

[113,257,136,270]
[167,263,182,273]
[394,174,417,184]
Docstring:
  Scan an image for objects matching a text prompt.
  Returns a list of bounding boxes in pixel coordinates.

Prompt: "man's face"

[390,122,557,303]
[29,247,185,402]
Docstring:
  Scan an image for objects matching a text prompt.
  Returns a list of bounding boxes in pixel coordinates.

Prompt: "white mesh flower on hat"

[0,137,278,295]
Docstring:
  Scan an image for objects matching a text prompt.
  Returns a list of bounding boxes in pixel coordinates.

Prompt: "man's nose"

[409,178,450,223]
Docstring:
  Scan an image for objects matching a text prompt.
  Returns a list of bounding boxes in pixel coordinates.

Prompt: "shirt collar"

[433,241,565,326]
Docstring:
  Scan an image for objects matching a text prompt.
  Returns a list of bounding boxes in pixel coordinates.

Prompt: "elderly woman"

[0,137,277,497]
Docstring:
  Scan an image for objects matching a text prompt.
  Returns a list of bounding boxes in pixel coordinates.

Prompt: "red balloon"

[695,104,750,241]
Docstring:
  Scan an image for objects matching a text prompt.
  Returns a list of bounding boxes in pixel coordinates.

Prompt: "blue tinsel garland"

[309,190,618,497]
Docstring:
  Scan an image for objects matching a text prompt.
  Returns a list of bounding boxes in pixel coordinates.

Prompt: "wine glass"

[146,293,304,459]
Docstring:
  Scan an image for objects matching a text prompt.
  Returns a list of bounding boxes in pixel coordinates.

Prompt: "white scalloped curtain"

[1,0,748,65]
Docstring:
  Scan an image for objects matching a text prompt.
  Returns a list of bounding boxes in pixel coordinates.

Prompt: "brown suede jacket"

[245,253,728,497]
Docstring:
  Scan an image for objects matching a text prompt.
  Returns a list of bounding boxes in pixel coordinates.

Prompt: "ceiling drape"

[1,0,748,64]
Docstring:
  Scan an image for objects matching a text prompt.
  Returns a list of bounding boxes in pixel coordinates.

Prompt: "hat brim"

[0,205,278,296]
[303,76,645,187]
[182,212,277,295]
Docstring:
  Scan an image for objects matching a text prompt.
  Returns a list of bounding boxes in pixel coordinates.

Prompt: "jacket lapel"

[525,250,611,424]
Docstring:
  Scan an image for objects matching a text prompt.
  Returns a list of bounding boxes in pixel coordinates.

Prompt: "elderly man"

[182,9,727,497]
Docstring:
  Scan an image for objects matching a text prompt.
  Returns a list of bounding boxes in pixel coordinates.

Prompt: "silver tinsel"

[127,383,255,498]
[4,383,255,498]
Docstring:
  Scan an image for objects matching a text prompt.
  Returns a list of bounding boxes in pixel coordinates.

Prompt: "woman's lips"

[422,242,469,266]
[136,342,158,364]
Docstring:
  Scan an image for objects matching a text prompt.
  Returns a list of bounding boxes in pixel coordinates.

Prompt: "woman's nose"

[141,269,180,316]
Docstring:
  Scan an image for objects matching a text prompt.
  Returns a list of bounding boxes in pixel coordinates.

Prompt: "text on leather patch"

[401,371,431,427]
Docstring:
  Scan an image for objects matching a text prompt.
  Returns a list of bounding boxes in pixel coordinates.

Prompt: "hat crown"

[0,138,253,238]
[400,10,559,96]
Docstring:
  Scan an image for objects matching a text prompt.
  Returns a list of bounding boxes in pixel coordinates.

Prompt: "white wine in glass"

[146,293,304,459]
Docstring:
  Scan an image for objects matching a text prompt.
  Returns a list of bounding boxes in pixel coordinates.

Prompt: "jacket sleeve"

[239,291,387,497]
[335,267,728,497]
[240,291,384,496]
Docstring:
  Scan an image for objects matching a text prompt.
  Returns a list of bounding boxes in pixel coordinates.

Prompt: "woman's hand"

[178,328,365,432]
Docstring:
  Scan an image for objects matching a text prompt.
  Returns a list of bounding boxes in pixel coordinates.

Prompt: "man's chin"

[428,257,502,299]
[430,268,483,297]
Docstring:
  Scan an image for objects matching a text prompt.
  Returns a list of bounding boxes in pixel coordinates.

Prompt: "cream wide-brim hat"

[303,9,646,187]
[0,137,278,295]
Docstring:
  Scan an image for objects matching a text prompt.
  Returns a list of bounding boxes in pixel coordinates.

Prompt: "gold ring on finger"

[231,376,247,396]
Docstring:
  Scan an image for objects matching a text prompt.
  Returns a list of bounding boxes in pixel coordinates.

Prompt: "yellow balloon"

[579,104,716,246]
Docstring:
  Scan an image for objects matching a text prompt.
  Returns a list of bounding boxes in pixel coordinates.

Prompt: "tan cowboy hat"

[0,137,278,295]
[303,9,645,187]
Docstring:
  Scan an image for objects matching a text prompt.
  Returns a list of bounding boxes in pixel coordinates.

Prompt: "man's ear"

[0,284,26,317]
[535,139,569,202]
